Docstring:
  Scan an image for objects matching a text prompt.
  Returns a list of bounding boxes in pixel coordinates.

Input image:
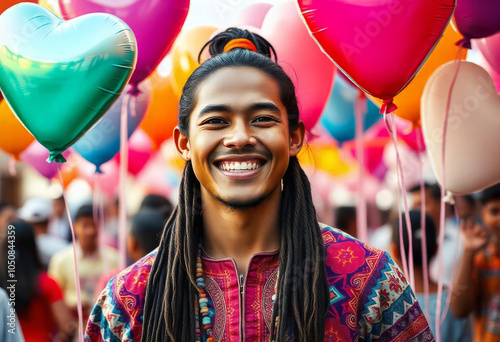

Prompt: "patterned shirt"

[85,225,433,341]
[474,244,500,342]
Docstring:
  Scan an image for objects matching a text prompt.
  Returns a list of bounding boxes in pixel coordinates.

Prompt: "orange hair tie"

[223,38,257,53]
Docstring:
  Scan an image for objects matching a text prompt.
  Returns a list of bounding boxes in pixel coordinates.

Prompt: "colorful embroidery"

[85,225,433,342]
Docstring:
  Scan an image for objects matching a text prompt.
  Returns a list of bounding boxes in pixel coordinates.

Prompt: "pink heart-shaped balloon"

[297,0,454,106]
[422,61,500,195]
[59,0,189,87]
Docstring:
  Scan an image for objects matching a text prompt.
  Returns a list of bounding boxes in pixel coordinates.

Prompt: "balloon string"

[416,128,430,321]
[440,205,461,325]
[8,157,16,176]
[435,42,464,342]
[93,174,109,273]
[118,93,130,270]
[384,114,415,290]
[354,94,368,242]
[56,164,84,342]
[130,94,137,118]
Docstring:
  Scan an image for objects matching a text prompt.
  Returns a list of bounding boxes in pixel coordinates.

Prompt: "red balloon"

[297,0,454,113]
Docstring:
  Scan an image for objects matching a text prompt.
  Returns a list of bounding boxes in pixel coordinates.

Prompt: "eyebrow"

[198,102,282,117]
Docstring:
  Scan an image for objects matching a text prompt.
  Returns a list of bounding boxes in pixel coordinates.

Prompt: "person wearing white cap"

[17,198,68,269]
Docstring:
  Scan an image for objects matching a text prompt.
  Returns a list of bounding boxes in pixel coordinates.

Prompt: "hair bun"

[198,27,276,63]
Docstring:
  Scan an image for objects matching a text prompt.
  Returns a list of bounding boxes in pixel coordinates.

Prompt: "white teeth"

[219,161,262,171]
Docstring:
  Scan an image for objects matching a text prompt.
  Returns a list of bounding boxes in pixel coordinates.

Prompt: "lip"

[212,154,268,180]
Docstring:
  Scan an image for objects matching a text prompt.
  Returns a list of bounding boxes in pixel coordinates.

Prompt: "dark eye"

[252,116,277,124]
[203,118,227,125]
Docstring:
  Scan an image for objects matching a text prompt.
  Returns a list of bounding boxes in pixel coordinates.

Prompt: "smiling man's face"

[176,66,303,209]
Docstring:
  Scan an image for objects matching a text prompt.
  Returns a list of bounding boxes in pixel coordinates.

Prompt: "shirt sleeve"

[358,252,434,341]
[40,272,64,304]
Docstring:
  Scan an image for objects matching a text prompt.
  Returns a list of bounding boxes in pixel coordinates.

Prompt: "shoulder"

[85,249,157,342]
[319,224,432,341]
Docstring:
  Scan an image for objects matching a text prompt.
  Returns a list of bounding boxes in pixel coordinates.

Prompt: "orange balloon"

[0,100,35,160]
[1,0,36,14]
[372,24,467,127]
[171,26,218,97]
[140,72,179,149]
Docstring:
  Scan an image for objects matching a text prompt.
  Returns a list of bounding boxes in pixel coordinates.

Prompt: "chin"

[215,193,271,211]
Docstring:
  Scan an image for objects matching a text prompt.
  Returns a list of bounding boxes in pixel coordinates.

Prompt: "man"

[48,195,71,242]
[451,184,500,341]
[49,204,119,325]
[86,28,431,341]
[17,197,68,269]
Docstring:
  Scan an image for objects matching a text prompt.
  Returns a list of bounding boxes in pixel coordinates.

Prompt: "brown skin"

[174,67,304,276]
[74,216,98,255]
[52,198,66,219]
[451,199,500,318]
[51,300,77,341]
[127,235,145,263]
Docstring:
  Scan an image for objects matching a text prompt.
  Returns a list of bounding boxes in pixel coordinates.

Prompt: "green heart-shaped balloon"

[0,3,137,162]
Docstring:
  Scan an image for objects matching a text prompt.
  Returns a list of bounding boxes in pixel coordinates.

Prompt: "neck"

[201,187,281,275]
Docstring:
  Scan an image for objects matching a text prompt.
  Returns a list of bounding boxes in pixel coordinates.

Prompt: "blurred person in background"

[0,220,74,342]
[0,202,16,245]
[334,206,357,238]
[127,208,165,263]
[48,196,71,242]
[49,204,119,327]
[139,194,174,221]
[451,184,500,341]
[391,211,473,341]
[94,208,166,298]
[409,183,462,287]
[17,198,68,269]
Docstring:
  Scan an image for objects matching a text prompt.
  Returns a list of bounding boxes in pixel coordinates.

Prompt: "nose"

[223,120,257,149]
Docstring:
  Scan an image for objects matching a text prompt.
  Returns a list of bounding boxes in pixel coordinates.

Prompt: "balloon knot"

[47,152,67,164]
[443,191,455,205]
[380,98,398,115]
[127,84,141,97]
[95,165,103,174]
[456,38,471,49]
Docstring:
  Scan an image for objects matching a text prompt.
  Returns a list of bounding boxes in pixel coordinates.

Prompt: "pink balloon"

[234,3,273,29]
[21,142,71,179]
[297,0,454,112]
[261,1,335,132]
[475,33,500,76]
[59,0,189,87]
[78,157,119,197]
[136,152,178,198]
[114,129,153,176]
[365,118,425,152]
[344,138,388,181]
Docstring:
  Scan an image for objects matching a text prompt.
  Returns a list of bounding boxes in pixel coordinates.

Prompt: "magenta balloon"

[59,0,189,87]
[235,3,273,29]
[454,0,500,48]
[21,142,71,179]
[261,1,335,132]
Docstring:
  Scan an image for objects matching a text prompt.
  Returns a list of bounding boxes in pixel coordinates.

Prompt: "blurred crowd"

[0,193,173,342]
[335,183,500,342]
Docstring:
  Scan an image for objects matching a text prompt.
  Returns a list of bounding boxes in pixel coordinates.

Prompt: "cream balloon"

[421,61,500,195]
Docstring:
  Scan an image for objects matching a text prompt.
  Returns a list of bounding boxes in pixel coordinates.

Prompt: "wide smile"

[213,158,267,179]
